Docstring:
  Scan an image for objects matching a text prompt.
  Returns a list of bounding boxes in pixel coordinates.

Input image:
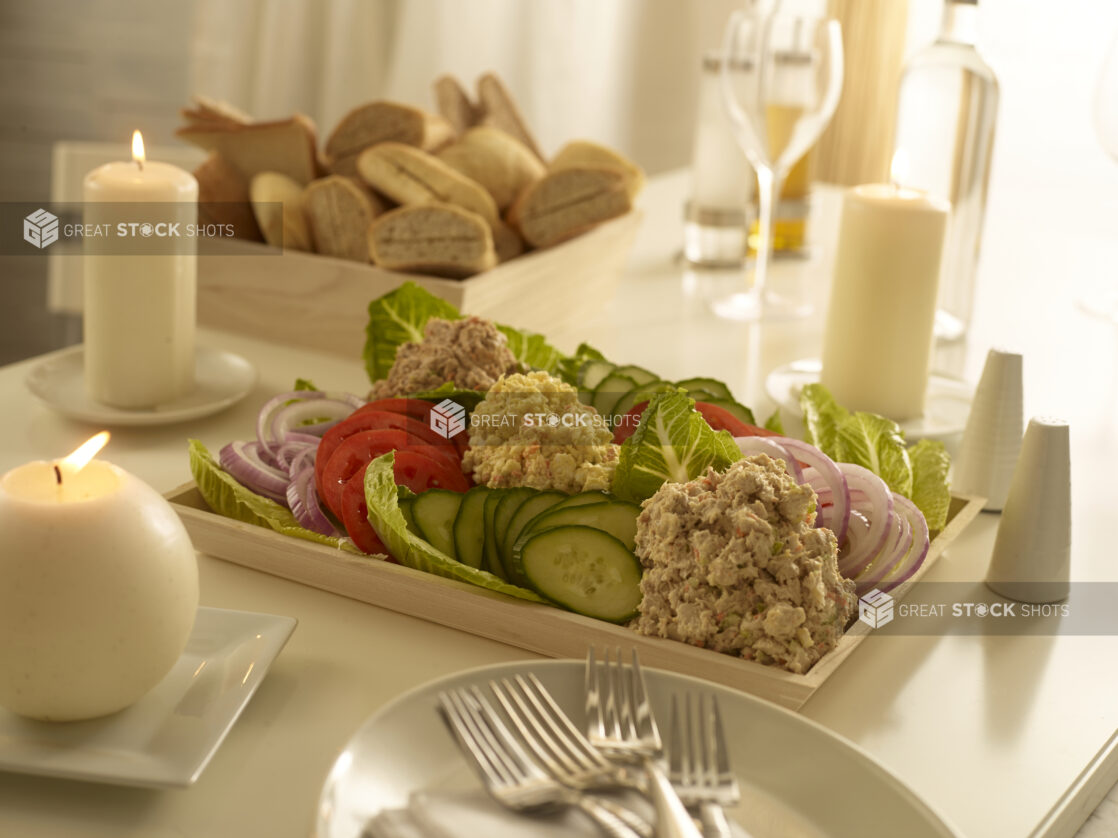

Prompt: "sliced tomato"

[611,399,780,445]
[339,471,394,560]
[693,401,780,439]
[316,409,461,499]
[353,398,470,456]
[393,450,470,494]
[319,429,464,519]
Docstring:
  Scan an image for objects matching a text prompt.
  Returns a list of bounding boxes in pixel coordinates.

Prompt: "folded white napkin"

[363,788,751,838]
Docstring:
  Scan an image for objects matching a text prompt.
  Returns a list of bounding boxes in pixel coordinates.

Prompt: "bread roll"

[476,73,543,161]
[249,171,312,251]
[438,126,545,211]
[193,152,263,242]
[433,75,481,135]
[508,167,631,249]
[368,204,496,278]
[550,140,645,200]
[356,142,499,227]
[303,176,382,262]
[177,115,318,184]
[325,101,454,176]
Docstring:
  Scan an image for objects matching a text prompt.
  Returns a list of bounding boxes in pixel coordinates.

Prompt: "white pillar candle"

[820,183,949,420]
[83,131,198,409]
[0,434,198,721]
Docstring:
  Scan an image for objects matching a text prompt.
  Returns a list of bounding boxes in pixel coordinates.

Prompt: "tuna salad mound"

[463,371,619,494]
[633,454,856,674]
[370,316,521,399]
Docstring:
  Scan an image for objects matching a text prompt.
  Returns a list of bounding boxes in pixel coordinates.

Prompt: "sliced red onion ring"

[220,441,288,503]
[875,494,931,593]
[778,438,850,543]
[837,463,893,568]
[287,465,338,536]
[255,391,363,454]
[733,436,804,483]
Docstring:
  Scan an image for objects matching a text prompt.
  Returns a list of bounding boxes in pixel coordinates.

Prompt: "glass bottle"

[892,0,999,342]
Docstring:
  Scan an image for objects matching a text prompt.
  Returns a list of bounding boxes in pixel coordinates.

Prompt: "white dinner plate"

[24,344,258,426]
[0,606,295,789]
[316,660,961,838]
[765,358,973,442]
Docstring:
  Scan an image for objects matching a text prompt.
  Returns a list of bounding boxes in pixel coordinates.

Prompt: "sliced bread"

[549,140,645,200]
[356,142,499,227]
[438,126,546,211]
[508,167,631,249]
[368,203,496,278]
[325,101,454,176]
[303,176,382,262]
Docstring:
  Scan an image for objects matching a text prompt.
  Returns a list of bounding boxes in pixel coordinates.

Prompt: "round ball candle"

[83,130,198,409]
[820,182,950,420]
[0,433,199,721]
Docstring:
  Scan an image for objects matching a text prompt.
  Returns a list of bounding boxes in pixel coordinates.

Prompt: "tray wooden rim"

[167,483,984,711]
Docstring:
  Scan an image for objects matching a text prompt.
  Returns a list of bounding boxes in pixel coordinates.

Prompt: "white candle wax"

[0,453,198,721]
[820,183,949,420]
[82,133,198,409]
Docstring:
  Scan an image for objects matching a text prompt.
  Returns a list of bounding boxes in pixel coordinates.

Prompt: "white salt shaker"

[952,347,1023,511]
[985,416,1071,604]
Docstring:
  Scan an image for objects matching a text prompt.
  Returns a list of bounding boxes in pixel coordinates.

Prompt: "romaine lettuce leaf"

[496,324,562,374]
[612,389,742,503]
[909,438,952,531]
[362,452,545,602]
[363,282,462,383]
[188,439,359,552]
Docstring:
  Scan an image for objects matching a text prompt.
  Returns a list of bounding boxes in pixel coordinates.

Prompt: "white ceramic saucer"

[25,345,257,426]
[0,607,296,788]
[765,358,973,442]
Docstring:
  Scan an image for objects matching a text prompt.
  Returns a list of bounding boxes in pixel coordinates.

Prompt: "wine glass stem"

[753,166,783,302]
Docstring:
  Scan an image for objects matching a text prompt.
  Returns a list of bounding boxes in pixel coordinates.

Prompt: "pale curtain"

[187,0,744,174]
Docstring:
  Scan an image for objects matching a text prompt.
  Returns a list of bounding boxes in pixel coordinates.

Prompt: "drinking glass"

[1081,28,1118,325]
[714,10,843,321]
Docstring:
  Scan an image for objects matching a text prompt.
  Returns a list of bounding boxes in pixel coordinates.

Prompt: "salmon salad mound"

[632,454,856,674]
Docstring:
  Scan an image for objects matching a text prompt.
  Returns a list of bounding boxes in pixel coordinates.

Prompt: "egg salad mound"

[462,371,619,494]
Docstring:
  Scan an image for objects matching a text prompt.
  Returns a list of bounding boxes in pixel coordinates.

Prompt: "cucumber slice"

[702,398,757,427]
[591,372,638,421]
[676,377,734,401]
[611,365,658,386]
[518,526,643,623]
[518,499,641,554]
[452,487,491,569]
[578,360,616,404]
[412,489,464,559]
[399,497,421,536]
[482,490,508,579]
[501,490,565,569]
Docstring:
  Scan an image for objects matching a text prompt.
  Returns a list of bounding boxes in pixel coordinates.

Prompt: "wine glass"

[714,10,843,321]
[1080,28,1118,325]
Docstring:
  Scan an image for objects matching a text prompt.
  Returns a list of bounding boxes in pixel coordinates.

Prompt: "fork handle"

[575,797,649,838]
[645,759,705,838]
[699,801,734,838]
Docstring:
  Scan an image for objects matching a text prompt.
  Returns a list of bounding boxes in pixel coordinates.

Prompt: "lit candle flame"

[131,130,145,171]
[890,148,909,190]
[60,432,111,475]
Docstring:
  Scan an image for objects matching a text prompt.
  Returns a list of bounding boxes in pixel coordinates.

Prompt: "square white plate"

[0,606,296,788]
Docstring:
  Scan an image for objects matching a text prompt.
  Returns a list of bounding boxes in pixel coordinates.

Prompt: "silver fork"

[668,693,742,838]
[437,685,642,838]
[490,673,654,838]
[586,648,705,838]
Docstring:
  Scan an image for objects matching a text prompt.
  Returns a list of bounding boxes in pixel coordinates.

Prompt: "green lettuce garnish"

[799,383,951,530]
[188,439,359,552]
[363,282,562,384]
[909,439,952,532]
[612,389,742,503]
[362,452,544,602]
